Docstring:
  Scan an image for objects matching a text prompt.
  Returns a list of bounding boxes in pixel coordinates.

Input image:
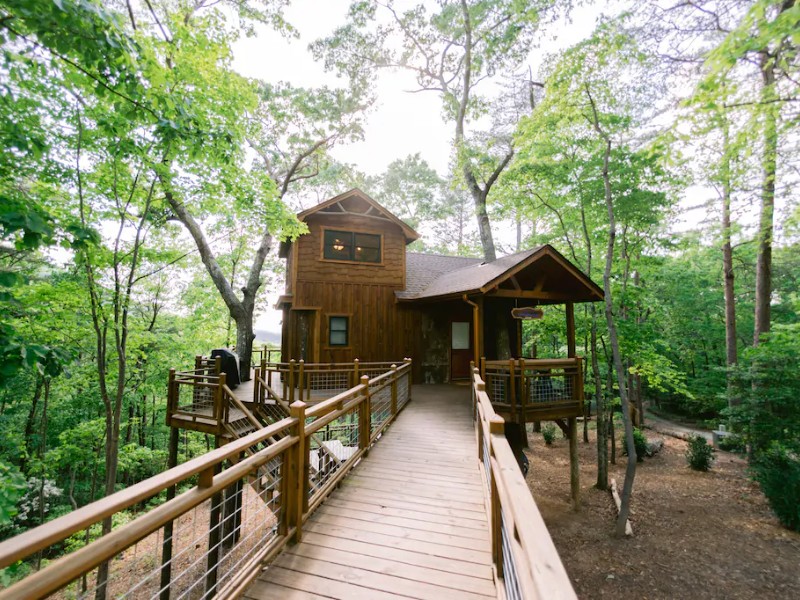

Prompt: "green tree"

[313,0,564,261]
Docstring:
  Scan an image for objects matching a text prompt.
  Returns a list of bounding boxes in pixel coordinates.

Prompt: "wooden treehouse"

[0,189,607,600]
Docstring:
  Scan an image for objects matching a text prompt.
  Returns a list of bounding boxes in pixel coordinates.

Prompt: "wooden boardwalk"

[244,384,497,600]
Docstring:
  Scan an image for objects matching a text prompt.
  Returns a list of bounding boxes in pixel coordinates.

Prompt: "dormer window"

[323,229,381,263]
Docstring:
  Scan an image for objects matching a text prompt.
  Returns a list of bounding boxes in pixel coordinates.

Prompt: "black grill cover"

[211,348,240,388]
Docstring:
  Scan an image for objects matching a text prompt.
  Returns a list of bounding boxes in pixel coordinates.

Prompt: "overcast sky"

[232,0,607,177]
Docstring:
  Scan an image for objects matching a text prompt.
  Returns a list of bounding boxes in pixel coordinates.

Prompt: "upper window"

[323,230,381,263]
[329,316,349,346]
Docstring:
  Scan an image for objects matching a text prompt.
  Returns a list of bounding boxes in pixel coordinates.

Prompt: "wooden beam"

[510,275,521,290]
[487,289,579,301]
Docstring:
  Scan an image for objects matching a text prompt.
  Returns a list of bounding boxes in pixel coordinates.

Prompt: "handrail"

[223,384,262,431]
[0,416,295,570]
[1,360,413,600]
[472,367,576,600]
[0,435,298,600]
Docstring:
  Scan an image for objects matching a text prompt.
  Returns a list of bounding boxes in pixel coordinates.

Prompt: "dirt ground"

[524,426,800,600]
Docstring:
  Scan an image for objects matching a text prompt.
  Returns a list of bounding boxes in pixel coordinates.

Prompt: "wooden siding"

[293,213,407,293]
[280,210,477,383]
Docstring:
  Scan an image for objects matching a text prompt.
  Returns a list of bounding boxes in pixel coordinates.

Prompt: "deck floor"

[244,384,497,600]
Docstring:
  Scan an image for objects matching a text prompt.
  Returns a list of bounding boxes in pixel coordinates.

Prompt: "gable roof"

[398,245,604,304]
[397,253,483,299]
[297,188,420,243]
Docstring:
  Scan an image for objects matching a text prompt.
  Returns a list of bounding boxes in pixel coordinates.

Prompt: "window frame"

[320,227,383,265]
[327,315,350,348]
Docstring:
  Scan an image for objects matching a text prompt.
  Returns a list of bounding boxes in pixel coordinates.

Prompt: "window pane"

[452,322,470,350]
[323,230,352,260]
[330,331,347,346]
[329,316,348,346]
[353,233,381,263]
[354,246,380,262]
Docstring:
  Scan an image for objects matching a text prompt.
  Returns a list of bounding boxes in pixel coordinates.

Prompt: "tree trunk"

[21,376,43,473]
[753,51,778,347]
[163,185,268,380]
[592,306,607,489]
[586,85,636,537]
[721,119,737,404]
[236,313,256,381]
[601,154,637,538]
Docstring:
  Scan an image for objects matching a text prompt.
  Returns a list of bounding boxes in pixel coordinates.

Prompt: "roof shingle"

[398,248,544,300]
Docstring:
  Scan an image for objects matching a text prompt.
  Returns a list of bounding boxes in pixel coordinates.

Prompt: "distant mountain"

[254,329,281,345]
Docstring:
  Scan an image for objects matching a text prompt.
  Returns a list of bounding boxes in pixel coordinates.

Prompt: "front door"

[450,321,472,380]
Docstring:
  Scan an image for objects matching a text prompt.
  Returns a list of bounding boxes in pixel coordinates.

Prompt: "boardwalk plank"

[284,543,496,596]
[274,552,495,600]
[245,385,497,599]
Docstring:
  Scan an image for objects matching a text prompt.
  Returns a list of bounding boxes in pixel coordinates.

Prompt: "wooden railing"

[473,367,577,600]
[482,357,584,423]
[0,362,412,600]
[253,358,409,405]
[249,345,280,364]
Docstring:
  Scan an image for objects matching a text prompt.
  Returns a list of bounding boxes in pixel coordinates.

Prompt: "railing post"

[253,366,261,405]
[288,401,307,542]
[404,357,412,400]
[195,354,202,371]
[214,355,222,374]
[353,358,360,388]
[220,372,229,426]
[288,360,296,404]
[166,369,176,426]
[489,415,505,577]
[159,426,180,600]
[480,356,486,381]
[359,375,371,455]
[298,359,305,402]
[390,364,398,416]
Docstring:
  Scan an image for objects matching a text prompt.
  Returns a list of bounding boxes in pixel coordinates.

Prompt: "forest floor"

[524,425,800,600]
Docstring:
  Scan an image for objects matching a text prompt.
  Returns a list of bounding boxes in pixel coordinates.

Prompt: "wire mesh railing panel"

[1,442,290,600]
[307,408,360,505]
[259,401,289,425]
[359,364,395,380]
[397,372,410,410]
[523,368,576,404]
[501,512,523,600]
[369,382,392,436]
[485,369,510,404]
[307,370,351,397]
[175,381,217,418]
[203,456,284,600]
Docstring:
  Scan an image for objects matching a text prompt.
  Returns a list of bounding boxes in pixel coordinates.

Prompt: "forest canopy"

[1,0,798,576]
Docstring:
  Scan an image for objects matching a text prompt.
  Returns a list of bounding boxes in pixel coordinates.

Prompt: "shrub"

[717,433,746,453]
[752,445,800,532]
[542,423,557,446]
[621,428,648,462]
[686,435,714,471]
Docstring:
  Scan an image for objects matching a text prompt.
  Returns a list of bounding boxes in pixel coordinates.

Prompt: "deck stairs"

[220,385,346,496]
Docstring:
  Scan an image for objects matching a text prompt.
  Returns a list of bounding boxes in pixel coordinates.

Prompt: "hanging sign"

[511,306,544,320]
